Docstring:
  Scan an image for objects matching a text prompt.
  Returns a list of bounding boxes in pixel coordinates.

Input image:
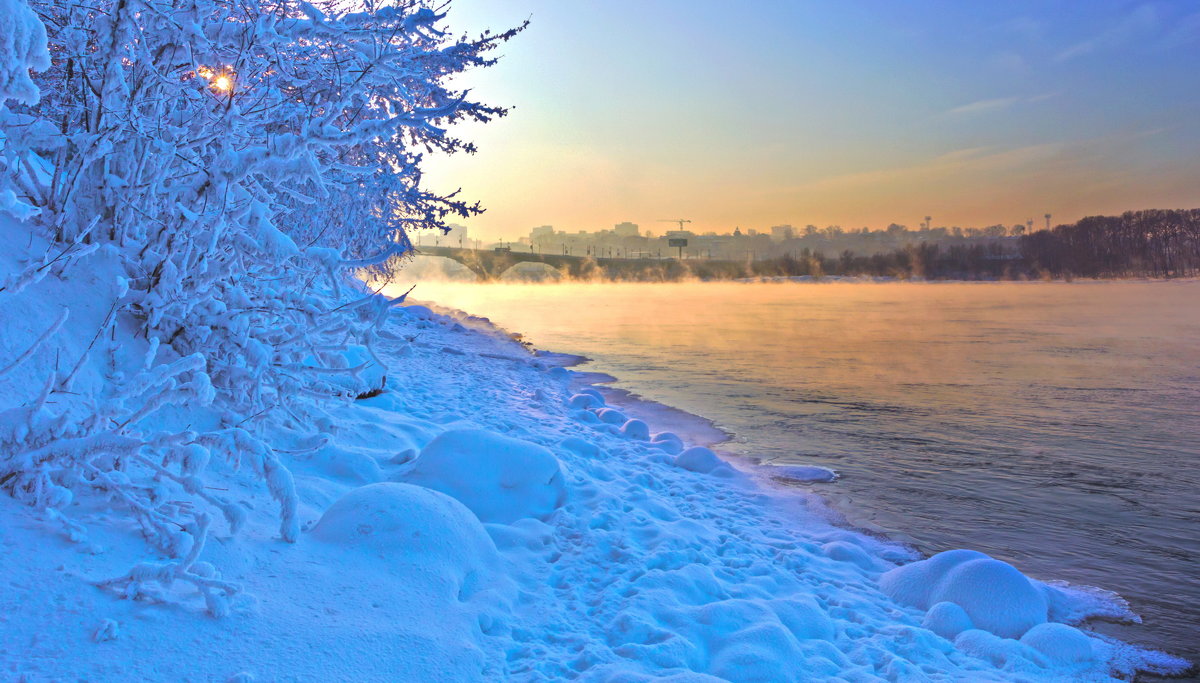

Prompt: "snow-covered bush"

[0,0,520,612]
[0,0,50,220]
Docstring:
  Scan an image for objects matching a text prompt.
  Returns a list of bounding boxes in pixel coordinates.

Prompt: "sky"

[423,1,1200,241]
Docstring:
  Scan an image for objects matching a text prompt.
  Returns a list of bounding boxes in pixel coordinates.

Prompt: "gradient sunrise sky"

[424,1,1200,240]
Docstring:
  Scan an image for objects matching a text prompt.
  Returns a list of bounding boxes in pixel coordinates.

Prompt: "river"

[399,279,1200,670]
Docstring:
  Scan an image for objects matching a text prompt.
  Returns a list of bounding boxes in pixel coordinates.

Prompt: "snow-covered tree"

[1,0,520,613]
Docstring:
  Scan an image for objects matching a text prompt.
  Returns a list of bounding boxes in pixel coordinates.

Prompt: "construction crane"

[658,219,692,259]
[658,219,692,231]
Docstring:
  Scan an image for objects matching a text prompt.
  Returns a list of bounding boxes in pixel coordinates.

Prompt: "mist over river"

[401,279,1200,669]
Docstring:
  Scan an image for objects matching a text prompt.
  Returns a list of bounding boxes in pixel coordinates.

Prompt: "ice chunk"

[767,465,837,483]
[403,429,566,524]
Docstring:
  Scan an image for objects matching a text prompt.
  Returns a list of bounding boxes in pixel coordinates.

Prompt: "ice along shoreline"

[413,294,1194,681]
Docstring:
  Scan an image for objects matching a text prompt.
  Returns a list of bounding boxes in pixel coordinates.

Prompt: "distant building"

[444,223,469,244]
[613,222,639,237]
[771,224,795,241]
[530,225,555,239]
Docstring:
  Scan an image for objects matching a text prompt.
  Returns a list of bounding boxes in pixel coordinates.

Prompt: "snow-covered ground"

[1,215,1191,681]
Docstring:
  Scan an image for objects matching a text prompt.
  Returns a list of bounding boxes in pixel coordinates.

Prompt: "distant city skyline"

[423,1,1200,242]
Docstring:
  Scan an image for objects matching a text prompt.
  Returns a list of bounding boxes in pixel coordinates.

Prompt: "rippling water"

[404,280,1200,668]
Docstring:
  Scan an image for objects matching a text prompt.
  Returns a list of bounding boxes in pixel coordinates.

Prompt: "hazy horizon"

[425,1,1200,242]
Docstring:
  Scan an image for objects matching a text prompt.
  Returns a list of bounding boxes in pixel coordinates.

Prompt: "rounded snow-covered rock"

[398,304,436,319]
[675,447,726,474]
[822,541,878,571]
[650,432,684,455]
[954,629,1048,669]
[1019,623,1096,665]
[309,444,384,484]
[568,393,602,410]
[879,549,988,608]
[545,366,571,380]
[311,482,501,588]
[577,387,605,404]
[620,419,651,440]
[880,550,1047,639]
[571,409,601,424]
[922,601,974,640]
[930,559,1047,639]
[403,429,567,524]
[596,407,627,425]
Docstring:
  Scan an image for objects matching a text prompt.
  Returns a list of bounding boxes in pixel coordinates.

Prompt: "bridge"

[415,246,706,281]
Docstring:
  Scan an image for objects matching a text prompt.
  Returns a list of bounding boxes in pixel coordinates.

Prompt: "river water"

[403,279,1200,669]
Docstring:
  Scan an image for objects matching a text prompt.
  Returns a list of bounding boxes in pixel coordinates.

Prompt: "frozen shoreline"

[1,253,1192,679]
[410,297,1191,681]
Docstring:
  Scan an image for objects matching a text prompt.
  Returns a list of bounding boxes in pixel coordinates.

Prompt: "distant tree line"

[1018,209,1200,278]
[708,242,1015,281]
[707,209,1200,281]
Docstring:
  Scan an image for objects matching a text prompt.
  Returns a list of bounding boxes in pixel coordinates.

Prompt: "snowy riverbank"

[1,260,1192,680]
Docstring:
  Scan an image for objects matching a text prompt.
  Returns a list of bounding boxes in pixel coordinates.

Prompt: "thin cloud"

[1055,3,1159,62]
[947,97,1020,116]
[946,93,1055,117]
[793,142,1067,195]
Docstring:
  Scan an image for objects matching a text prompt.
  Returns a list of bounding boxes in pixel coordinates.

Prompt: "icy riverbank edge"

[0,266,1191,681]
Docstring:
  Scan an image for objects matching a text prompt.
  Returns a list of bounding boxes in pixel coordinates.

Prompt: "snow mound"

[674,447,730,475]
[597,407,628,425]
[650,432,684,455]
[822,541,879,571]
[403,428,567,524]
[397,303,436,320]
[922,601,974,640]
[310,482,503,595]
[880,549,1047,639]
[954,629,1047,669]
[620,419,651,440]
[568,393,602,410]
[1019,623,1097,665]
